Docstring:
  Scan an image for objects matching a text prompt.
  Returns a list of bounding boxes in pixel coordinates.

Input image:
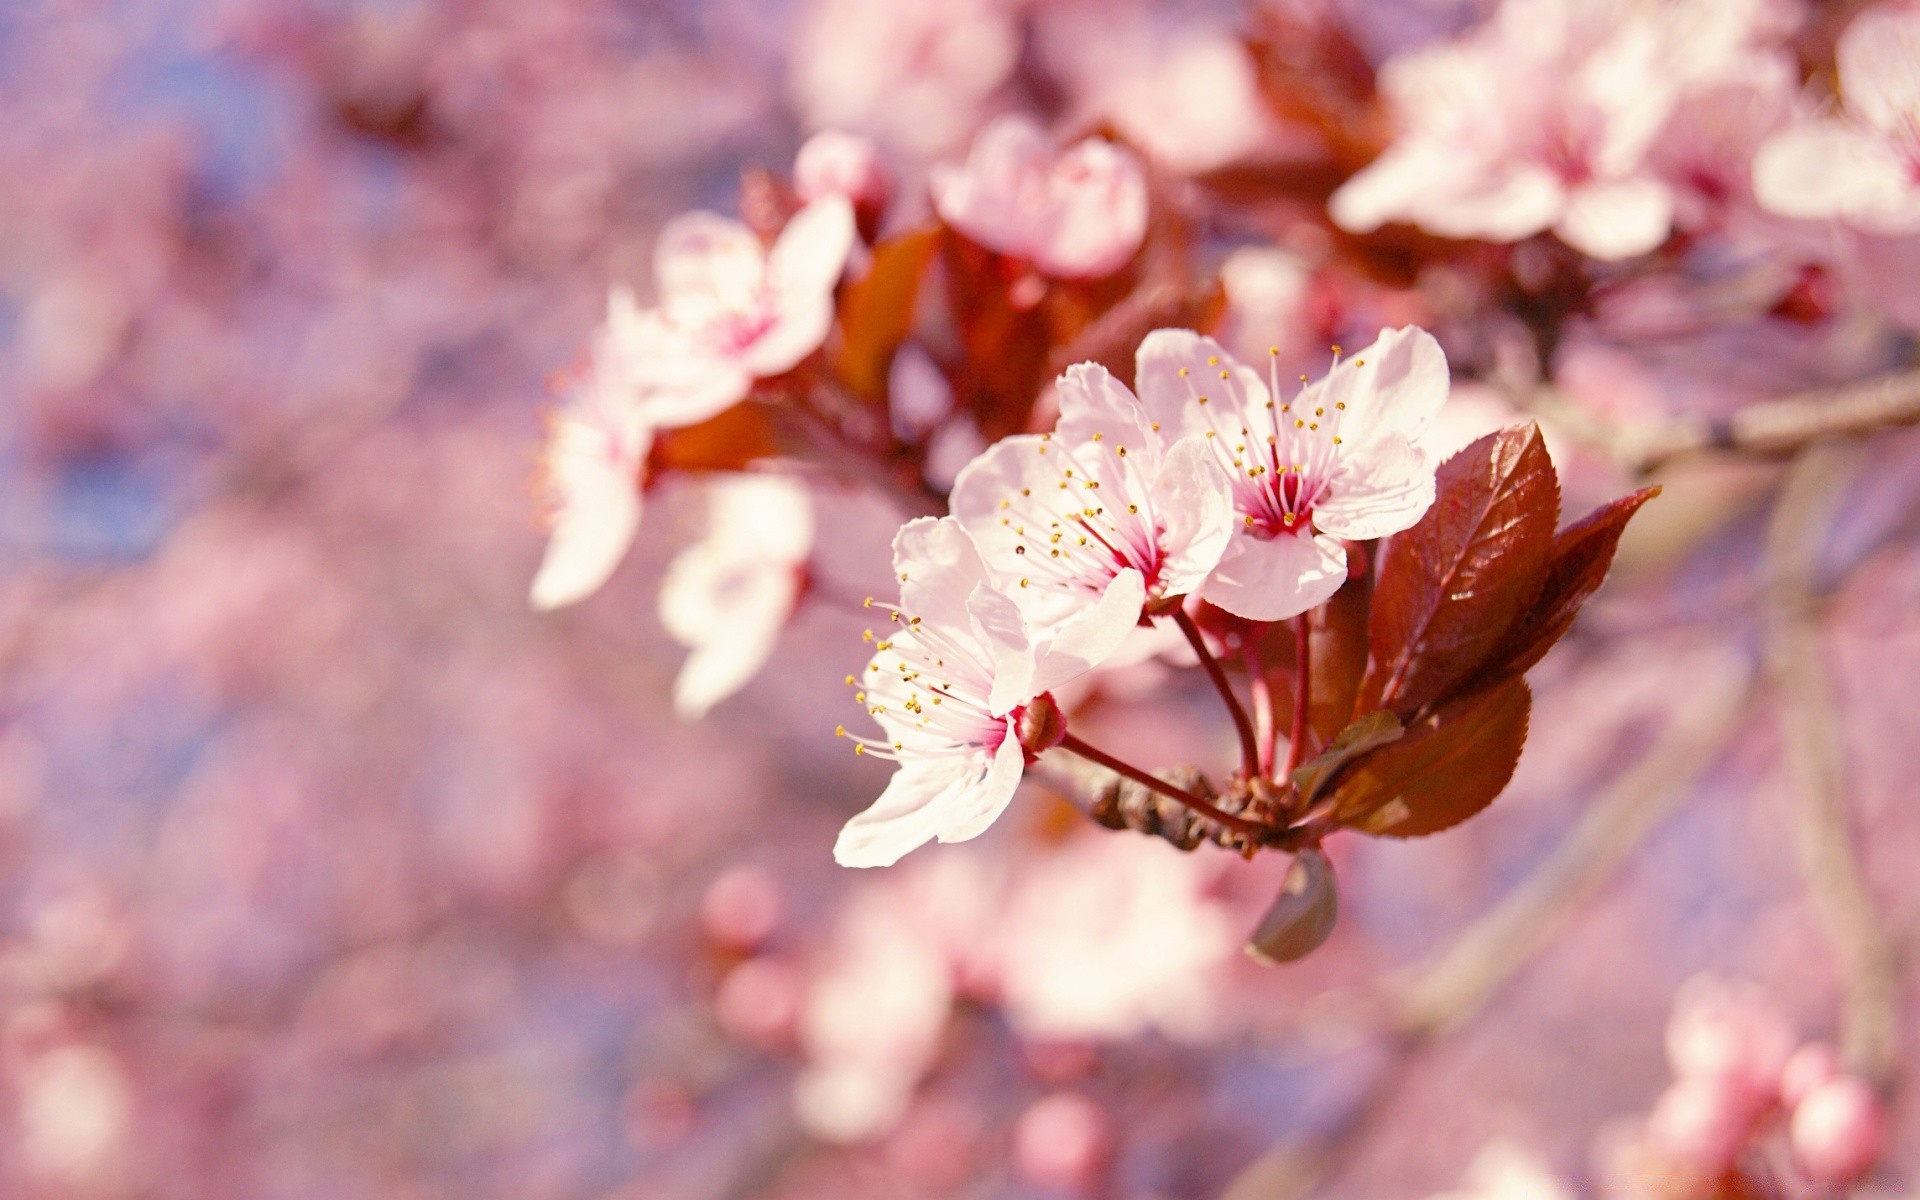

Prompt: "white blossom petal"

[833,740,1021,867]
[1555,177,1674,260]
[1202,529,1347,622]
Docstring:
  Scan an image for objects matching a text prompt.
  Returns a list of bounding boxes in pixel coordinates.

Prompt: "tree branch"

[1518,367,1920,476]
[1222,658,1755,1200]
[1760,443,1905,1092]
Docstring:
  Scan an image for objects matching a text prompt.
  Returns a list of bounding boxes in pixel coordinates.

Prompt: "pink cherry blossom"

[932,115,1148,279]
[1133,326,1449,621]
[949,362,1234,631]
[794,130,889,211]
[832,517,1144,867]
[1753,4,1920,234]
[790,0,1020,160]
[1427,1141,1573,1200]
[1789,1074,1887,1185]
[1663,974,1796,1092]
[602,197,856,427]
[658,474,813,718]
[1331,0,1791,260]
[527,365,654,611]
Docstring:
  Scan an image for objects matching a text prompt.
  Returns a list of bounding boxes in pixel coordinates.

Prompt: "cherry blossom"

[833,517,1143,867]
[1133,326,1449,621]
[794,130,889,212]
[949,362,1233,632]
[1427,1141,1573,1200]
[931,115,1148,279]
[602,197,856,427]
[1753,4,1920,235]
[658,474,813,718]
[1330,0,1789,260]
[527,364,654,611]
[790,0,1020,160]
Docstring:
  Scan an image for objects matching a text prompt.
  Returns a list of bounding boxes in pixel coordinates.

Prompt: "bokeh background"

[2,1,1916,1198]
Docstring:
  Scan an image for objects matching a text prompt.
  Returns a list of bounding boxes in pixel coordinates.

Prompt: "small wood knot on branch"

[1088,766,1255,851]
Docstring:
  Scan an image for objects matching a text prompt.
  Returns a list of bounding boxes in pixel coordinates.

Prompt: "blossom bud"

[795,131,888,236]
[1245,848,1337,965]
[1015,693,1067,759]
[1664,975,1793,1090]
[699,864,782,950]
[1789,1075,1886,1186]
[1013,1092,1109,1191]
[1779,1042,1839,1109]
[1645,1076,1757,1173]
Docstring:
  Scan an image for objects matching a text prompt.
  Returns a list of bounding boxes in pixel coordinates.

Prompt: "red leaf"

[1479,485,1660,681]
[1357,424,1559,718]
[1330,676,1531,838]
[649,402,782,474]
[833,228,940,403]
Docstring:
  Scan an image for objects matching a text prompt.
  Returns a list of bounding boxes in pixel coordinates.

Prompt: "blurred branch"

[1222,659,1755,1200]
[1519,367,1920,476]
[1760,443,1905,1092]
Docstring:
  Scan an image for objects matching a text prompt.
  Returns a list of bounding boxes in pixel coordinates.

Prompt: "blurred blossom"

[528,363,655,610]
[659,474,814,718]
[1332,0,1799,259]
[1754,4,1920,234]
[1427,1140,1573,1200]
[932,115,1150,279]
[790,0,1020,160]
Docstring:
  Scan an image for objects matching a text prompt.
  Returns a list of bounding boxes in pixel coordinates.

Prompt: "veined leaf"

[1332,676,1530,838]
[1358,425,1558,718]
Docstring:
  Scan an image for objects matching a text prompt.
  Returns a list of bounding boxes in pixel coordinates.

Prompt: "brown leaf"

[1289,710,1403,806]
[1331,677,1530,838]
[1245,849,1339,965]
[649,402,782,474]
[1358,425,1559,719]
[833,228,940,403]
[1478,485,1660,682]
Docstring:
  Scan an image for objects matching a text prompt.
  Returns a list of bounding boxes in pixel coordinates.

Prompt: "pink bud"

[712,957,800,1046]
[699,864,782,950]
[1790,1076,1886,1186]
[1664,975,1794,1090]
[1779,1042,1839,1109]
[795,131,888,213]
[1013,1092,1110,1191]
[1645,1077,1758,1173]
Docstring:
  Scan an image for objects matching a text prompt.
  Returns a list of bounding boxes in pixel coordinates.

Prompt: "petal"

[1202,529,1346,621]
[636,359,754,427]
[1418,163,1565,243]
[1053,362,1157,469]
[1329,144,1458,234]
[1029,567,1147,697]
[1555,177,1674,260]
[1318,326,1450,442]
[529,402,651,610]
[737,295,835,378]
[892,516,991,631]
[948,434,1083,624]
[1753,122,1913,223]
[933,737,1028,844]
[671,627,782,718]
[1134,329,1271,448]
[768,196,857,298]
[972,582,1040,716]
[1313,435,1438,541]
[1151,438,1235,597]
[1838,6,1920,135]
[1031,139,1148,278]
[654,211,765,308]
[832,743,1017,868]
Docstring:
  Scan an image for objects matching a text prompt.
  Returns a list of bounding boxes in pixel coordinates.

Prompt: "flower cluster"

[835,326,1450,866]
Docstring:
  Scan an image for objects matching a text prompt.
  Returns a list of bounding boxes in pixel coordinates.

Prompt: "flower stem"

[1284,613,1313,776]
[1058,732,1265,839]
[1171,607,1261,779]
[1243,641,1277,776]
